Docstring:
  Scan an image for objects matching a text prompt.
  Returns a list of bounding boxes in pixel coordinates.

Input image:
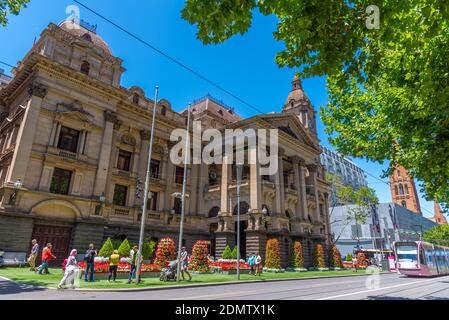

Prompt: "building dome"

[58,20,112,55]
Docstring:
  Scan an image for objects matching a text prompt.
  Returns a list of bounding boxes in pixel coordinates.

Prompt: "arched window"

[233,202,250,215]
[397,170,401,177]
[208,206,220,218]
[405,185,409,195]
[80,61,90,75]
[401,200,407,208]
[399,184,404,195]
[132,93,139,105]
[161,106,167,116]
[394,185,399,195]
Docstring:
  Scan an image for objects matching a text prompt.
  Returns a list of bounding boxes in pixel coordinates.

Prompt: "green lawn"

[0,267,375,289]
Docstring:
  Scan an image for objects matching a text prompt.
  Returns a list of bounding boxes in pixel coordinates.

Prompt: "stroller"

[160,260,179,282]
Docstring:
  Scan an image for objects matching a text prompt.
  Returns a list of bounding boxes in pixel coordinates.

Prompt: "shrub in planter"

[142,239,157,261]
[154,237,176,268]
[345,253,353,262]
[265,238,281,269]
[222,245,232,259]
[117,238,131,257]
[329,244,343,269]
[98,237,114,258]
[289,241,304,269]
[313,243,326,269]
[189,240,211,272]
[231,246,238,259]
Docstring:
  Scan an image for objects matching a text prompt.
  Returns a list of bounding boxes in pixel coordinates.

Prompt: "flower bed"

[77,262,161,274]
[210,261,250,272]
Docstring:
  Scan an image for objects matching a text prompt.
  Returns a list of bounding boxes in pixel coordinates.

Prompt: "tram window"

[419,250,426,265]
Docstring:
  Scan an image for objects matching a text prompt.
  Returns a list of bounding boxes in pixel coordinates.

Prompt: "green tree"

[182,0,449,210]
[142,239,157,260]
[221,245,232,259]
[117,238,131,257]
[1,0,30,26]
[230,246,238,259]
[98,237,114,258]
[423,225,449,247]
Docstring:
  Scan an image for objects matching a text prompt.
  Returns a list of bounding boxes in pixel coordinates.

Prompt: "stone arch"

[31,199,81,221]
[208,206,220,218]
[233,201,250,215]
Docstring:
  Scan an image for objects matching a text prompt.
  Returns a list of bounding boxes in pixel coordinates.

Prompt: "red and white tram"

[393,241,449,277]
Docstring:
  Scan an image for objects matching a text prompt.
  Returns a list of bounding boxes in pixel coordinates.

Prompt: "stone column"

[298,160,308,221]
[249,147,262,212]
[7,84,47,185]
[53,122,62,147]
[164,155,175,211]
[197,161,208,215]
[308,164,320,223]
[292,156,302,220]
[189,164,199,215]
[138,130,151,180]
[93,110,117,197]
[78,130,86,154]
[274,149,285,214]
[220,154,231,214]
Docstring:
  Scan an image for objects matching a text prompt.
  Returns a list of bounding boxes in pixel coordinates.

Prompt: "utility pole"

[176,103,191,282]
[135,86,159,284]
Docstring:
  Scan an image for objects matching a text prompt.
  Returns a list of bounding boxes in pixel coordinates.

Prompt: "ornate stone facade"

[0,21,330,267]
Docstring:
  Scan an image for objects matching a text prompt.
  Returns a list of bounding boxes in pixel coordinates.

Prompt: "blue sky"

[0,0,436,217]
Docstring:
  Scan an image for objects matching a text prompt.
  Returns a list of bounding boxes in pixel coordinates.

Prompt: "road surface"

[1,273,448,300]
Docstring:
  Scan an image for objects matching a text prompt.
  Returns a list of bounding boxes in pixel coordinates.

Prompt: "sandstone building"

[0,21,330,267]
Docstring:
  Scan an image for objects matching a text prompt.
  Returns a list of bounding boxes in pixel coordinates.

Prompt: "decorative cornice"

[28,83,47,98]
[104,110,118,123]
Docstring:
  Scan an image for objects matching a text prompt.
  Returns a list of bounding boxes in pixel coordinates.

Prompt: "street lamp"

[94,192,105,216]
[236,164,243,280]
[9,179,22,205]
[135,86,159,285]
[175,103,192,283]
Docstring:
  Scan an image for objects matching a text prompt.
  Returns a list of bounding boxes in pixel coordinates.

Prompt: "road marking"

[316,277,442,300]
[173,290,258,300]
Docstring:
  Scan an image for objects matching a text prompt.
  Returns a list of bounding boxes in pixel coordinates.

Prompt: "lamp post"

[9,179,22,205]
[236,164,243,280]
[175,103,192,283]
[135,86,159,285]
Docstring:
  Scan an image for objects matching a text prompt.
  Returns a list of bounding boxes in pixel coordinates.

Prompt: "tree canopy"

[423,225,449,247]
[0,0,29,26]
[182,0,449,210]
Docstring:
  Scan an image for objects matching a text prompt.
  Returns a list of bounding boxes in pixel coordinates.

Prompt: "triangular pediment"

[56,101,94,124]
[256,113,319,150]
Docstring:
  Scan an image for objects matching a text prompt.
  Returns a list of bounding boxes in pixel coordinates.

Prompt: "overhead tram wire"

[0,60,15,69]
[73,0,265,115]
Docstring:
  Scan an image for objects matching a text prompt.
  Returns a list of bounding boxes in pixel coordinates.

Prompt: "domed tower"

[282,75,318,138]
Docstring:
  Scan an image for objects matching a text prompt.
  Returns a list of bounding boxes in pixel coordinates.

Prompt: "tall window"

[50,168,72,195]
[117,150,132,171]
[399,184,404,195]
[113,184,128,206]
[161,106,167,116]
[175,166,184,184]
[174,197,182,214]
[401,200,407,208]
[147,192,158,211]
[150,159,160,178]
[80,61,90,75]
[405,185,409,195]
[132,93,139,105]
[58,126,80,153]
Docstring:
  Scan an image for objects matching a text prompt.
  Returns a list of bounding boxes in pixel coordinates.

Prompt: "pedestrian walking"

[28,239,39,271]
[127,245,139,284]
[254,253,262,276]
[180,246,192,281]
[352,256,358,272]
[83,243,97,282]
[38,243,56,275]
[248,254,255,275]
[57,249,79,289]
[108,250,120,282]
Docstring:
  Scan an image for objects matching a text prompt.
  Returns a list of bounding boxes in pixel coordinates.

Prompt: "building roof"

[189,94,242,123]
[59,20,112,55]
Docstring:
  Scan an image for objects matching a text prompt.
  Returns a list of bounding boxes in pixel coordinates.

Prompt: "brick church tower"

[433,202,448,225]
[390,166,422,215]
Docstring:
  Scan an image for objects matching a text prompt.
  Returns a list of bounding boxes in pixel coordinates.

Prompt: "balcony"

[114,207,130,216]
[47,146,87,162]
